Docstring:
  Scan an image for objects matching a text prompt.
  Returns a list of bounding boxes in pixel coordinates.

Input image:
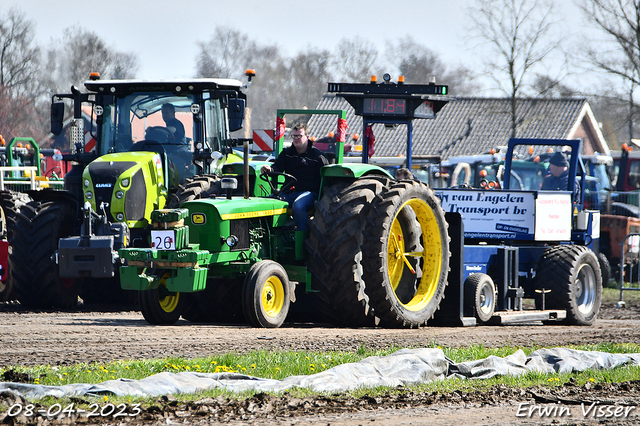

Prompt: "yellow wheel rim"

[158,273,180,313]
[262,276,285,318]
[387,199,443,311]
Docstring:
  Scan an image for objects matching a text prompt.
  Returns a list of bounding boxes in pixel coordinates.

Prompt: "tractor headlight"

[115,190,124,199]
[116,213,124,221]
[84,179,90,187]
[85,191,93,199]
[221,178,238,189]
[225,235,239,248]
[121,178,130,187]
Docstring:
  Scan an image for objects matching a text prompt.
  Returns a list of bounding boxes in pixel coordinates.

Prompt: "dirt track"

[1,301,640,425]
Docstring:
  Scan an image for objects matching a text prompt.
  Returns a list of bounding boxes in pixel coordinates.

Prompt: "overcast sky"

[14,0,584,83]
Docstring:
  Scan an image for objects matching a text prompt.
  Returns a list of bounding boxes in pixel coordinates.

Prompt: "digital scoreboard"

[327,81,448,119]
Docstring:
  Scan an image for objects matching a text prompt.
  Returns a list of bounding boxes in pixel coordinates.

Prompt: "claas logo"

[191,213,206,224]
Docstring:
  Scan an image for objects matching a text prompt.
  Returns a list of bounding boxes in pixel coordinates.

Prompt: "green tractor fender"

[320,163,394,189]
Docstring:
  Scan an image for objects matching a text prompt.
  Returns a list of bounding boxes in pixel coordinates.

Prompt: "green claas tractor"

[118,79,452,328]
[9,71,255,308]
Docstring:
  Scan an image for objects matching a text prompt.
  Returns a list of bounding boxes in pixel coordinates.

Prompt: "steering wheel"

[144,126,174,144]
[260,171,297,196]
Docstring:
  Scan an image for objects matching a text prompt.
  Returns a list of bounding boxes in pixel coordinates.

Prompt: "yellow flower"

[103,396,109,402]
[589,378,595,382]
[251,364,256,369]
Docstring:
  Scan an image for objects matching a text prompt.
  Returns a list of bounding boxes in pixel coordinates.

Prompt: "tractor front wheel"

[139,270,185,324]
[242,261,290,328]
[464,273,497,324]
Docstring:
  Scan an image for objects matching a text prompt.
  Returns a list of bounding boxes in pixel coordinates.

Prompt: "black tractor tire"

[534,245,602,325]
[362,180,450,328]
[242,260,291,328]
[464,273,497,324]
[139,270,185,324]
[10,200,82,309]
[0,190,31,240]
[598,252,612,286]
[0,191,32,302]
[306,177,390,327]
[168,174,221,208]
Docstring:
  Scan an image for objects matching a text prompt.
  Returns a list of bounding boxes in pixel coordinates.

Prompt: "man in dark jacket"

[261,123,328,232]
[161,103,186,144]
[542,151,580,202]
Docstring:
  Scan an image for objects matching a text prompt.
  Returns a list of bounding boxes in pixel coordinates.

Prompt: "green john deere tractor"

[119,78,452,328]
[9,72,255,308]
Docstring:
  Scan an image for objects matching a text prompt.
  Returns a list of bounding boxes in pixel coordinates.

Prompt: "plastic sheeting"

[1,347,639,400]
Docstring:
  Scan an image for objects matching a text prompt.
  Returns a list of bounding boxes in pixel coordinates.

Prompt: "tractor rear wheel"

[362,181,450,328]
[534,245,602,325]
[242,261,290,328]
[0,190,32,302]
[306,177,389,327]
[0,190,31,240]
[139,270,185,324]
[10,199,82,309]
[598,252,612,286]
[169,174,221,207]
[464,273,497,324]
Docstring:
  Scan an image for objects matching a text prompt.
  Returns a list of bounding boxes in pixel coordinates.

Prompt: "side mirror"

[228,98,246,132]
[51,102,65,135]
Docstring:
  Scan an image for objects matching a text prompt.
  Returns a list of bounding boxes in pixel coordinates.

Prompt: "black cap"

[549,151,569,167]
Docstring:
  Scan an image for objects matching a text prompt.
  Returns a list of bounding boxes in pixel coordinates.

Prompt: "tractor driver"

[542,151,580,202]
[260,123,328,233]
[161,103,186,144]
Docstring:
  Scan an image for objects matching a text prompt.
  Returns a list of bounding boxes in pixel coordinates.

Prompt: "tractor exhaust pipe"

[243,140,250,199]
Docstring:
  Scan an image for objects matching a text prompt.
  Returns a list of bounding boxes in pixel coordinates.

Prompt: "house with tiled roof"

[307,95,610,160]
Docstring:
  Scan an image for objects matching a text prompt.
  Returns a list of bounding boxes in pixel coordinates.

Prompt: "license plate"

[151,230,176,250]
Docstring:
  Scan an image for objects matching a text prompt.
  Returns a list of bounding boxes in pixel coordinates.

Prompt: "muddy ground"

[0,301,639,425]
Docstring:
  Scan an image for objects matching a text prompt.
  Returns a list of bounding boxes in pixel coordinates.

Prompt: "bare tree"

[0,7,39,94]
[43,26,139,94]
[283,47,333,109]
[197,26,289,130]
[332,36,379,82]
[0,7,43,140]
[578,0,640,142]
[196,27,254,79]
[385,36,480,95]
[467,0,565,137]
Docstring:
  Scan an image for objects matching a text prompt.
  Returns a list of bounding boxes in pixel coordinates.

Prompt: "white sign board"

[534,192,573,240]
[436,190,536,239]
[151,230,176,251]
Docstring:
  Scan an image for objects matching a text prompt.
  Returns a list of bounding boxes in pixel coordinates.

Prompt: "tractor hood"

[183,197,289,222]
[181,197,290,252]
[83,151,169,227]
